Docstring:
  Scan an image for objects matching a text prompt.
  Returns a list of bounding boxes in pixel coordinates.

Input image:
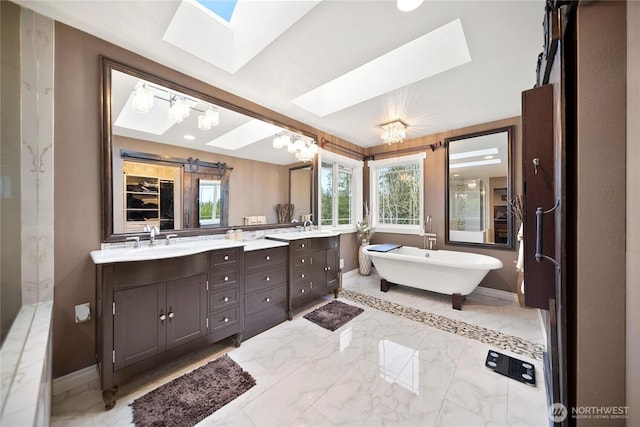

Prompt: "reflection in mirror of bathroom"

[289,165,312,222]
[105,62,317,239]
[198,179,221,226]
[445,127,513,248]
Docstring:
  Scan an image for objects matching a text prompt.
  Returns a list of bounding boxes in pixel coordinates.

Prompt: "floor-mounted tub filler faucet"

[424,215,436,250]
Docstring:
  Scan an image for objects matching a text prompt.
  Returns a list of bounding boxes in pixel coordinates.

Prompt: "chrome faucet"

[143,225,159,246]
[303,219,313,232]
[303,214,313,231]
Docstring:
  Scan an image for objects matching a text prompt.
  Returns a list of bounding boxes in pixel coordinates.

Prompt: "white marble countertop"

[90,239,245,264]
[264,230,341,241]
[242,239,289,251]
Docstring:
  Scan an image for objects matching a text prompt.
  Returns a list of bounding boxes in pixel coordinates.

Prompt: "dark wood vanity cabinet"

[96,246,243,409]
[243,246,288,339]
[287,236,340,317]
[208,248,244,343]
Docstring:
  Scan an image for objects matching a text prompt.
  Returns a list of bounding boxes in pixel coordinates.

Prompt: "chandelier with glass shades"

[131,81,220,131]
[273,132,318,162]
[380,119,408,144]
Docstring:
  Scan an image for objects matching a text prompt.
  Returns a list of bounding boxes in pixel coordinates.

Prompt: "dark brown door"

[310,250,326,295]
[114,282,166,371]
[166,273,208,349]
[522,84,556,310]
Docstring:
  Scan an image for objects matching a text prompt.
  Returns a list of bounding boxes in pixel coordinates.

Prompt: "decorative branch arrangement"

[275,203,295,223]
[510,194,523,229]
[356,203,375,244]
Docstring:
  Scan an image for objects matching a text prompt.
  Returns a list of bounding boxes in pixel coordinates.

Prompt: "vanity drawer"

[210,249,239,268]
[245,247,287,270]
[245,285,286,316]
[292,254,311,269]
[209,307,240,332]
[210,270,238,289]
[292,282,312,299]
[246,265,286,293]
[290,239,310,252]
[292,269,311,285]
[209,287,239,311]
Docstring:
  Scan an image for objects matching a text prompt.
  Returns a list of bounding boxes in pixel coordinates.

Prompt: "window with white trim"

[319,150,363,229]
[369,152,426,234]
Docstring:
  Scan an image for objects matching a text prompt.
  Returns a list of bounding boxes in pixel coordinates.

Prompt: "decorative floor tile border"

[340,289,545,361]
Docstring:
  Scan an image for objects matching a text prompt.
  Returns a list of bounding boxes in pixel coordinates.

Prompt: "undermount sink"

[264,230,340,241]
[90,239,245,264]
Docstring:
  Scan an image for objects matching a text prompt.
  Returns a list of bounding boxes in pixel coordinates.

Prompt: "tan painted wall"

[0,1,22,342]
[575,2,626,422]
[627,1,640,423]
[368,116,522,293]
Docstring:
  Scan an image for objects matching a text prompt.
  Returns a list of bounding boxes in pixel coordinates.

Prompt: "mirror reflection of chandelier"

[380,119,408,144]
[273,133,318,162]
[130,80,219,130]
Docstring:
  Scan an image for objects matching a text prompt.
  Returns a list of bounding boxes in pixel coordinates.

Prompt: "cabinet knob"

[223,317,229,323]
[301,274,305,278]
[224,276,229,281]
[159,314,166,321]
[301,289,305,293]
[301,259,305,263]
[301,243,305,248]
[265,297,271,303]
[327,266,331,271]
[224,255,229,261]
[266,255,271,261]
[223,296,230,302]
[168,312,174,319]
[265,276,270,282]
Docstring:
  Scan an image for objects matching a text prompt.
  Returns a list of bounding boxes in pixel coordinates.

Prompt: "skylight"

[196,0,238,23]
[292,18,471,117]
[206,119,282,150]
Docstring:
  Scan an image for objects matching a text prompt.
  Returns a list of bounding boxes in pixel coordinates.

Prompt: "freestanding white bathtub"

[363,245,503,310]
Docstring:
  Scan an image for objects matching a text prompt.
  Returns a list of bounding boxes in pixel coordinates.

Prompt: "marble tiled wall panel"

[1,7,55,427]
[20,7,55,305]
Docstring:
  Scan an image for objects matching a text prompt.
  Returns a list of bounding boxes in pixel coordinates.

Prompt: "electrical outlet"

[340,258,344,269]
[75,303,91,323]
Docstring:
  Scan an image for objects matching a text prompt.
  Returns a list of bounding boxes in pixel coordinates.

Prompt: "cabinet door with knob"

[113,272,207,371]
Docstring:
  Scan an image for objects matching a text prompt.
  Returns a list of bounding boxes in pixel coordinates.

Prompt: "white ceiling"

[17,0,544,154]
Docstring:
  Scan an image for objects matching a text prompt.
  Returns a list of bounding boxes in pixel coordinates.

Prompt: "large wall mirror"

[445,126,514,249]
[102,58,317,241]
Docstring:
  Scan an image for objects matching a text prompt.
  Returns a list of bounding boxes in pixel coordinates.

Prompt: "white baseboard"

[52,364,99,397]
[473,286,519,303]
[342,268,361,279]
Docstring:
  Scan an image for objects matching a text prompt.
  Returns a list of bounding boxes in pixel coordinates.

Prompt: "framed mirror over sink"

[445,126,515,250]
[101,57,318,241]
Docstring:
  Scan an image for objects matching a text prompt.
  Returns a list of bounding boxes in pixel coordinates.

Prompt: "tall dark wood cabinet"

[522,83,556,310]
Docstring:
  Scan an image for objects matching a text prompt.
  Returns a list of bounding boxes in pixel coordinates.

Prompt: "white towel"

[516,223,524,272]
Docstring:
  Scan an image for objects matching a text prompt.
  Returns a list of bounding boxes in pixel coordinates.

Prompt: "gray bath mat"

[131,354,255,426]
[303,300,364,331]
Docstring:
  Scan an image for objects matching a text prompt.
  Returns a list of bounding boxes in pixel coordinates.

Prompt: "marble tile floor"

[51,273,549,427]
